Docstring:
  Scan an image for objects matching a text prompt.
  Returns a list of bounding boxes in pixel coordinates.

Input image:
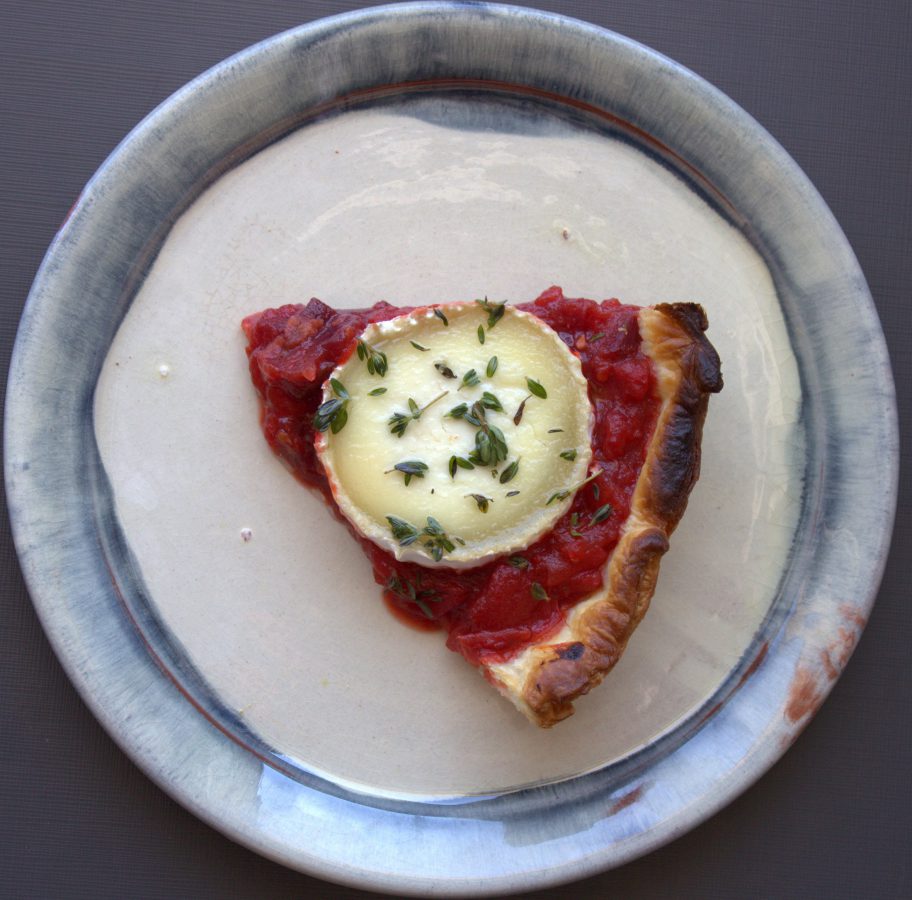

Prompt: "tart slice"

[242,287,722,726]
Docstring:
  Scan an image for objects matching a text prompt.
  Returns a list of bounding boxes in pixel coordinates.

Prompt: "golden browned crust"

[486,303,722,726]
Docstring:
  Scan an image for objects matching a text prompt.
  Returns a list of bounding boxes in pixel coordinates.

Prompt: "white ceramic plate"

[5,3,898,894]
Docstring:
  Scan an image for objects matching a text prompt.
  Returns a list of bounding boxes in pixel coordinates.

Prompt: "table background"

[1,1,909,897]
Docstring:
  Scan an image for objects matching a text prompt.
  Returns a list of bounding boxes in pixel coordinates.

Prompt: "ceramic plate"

[5,3,898,895]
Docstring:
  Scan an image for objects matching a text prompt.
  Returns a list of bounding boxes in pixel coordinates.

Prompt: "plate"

[4,3,898,894]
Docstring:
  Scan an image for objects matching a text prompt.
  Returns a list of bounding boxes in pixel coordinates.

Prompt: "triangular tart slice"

[243,287,722,726]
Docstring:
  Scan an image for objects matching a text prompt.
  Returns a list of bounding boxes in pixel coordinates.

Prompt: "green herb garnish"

[385,460,429,486]
[476,297,506,329]
[477,325,486,345]
[314,377,352,432]
[513,396,529,426]
[469,420,508,467]
[466,493,493,513]
[368,387,387,396]
[526,377,547,399]
[480,391,503,413]
[458,369,480,391]
[388,390,448,437]
[385,515,458,562]
[559,449,577,462]
[508,556,529,569]
[433,308,449,326]
[448,455,475,478]
[386,515,420,546]
[410,340,430,352]
[421,516,457,562]
[356,339,388,377]
[386,572,442,620]
[486,356,498,378]
[499,458,520,484]
[434,362,457,379]
[589,503,614,526]
[530,582,550,602]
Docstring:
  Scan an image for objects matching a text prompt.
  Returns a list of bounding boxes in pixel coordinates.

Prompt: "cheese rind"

[316,303,593,568]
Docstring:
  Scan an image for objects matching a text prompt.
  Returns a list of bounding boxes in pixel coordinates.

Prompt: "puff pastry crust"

[485,303,723,726]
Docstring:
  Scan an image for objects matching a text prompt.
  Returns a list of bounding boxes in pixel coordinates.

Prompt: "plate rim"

[4,2,899,894]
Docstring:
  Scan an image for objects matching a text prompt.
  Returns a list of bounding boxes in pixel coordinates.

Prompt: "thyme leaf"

[458,369,480,391]
[589,503,614,526]
[508,556,529,569]
[466,493,493,513]
[559,449,578,461]
[477,325,486,345]
[499,458,520,484]
[513,396,529,426]
[433,308,449,326]
[526,377,547,399]
[329,378,349,400]
[368,387,387,396]
[434,362,457,379]
[530,582,550,602]
[410,340,430,352]
[486,356,498,378]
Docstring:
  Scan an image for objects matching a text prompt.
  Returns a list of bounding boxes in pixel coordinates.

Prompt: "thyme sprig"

[545,468,603,506]
[386,572,441,620]
[356,339,388,377]
[313,378,350,433]
[388,390,449,437]
[384,459,429,486]
[385,515,458,562]
[458,369,480,391]
[476,297,506,329]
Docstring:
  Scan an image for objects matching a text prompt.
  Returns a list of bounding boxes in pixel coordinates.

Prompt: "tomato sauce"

[243,286,660,666]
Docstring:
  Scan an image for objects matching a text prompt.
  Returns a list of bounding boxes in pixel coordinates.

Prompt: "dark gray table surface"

[2,2,909,898]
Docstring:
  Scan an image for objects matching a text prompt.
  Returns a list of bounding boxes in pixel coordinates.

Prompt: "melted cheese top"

[316,303,592,568]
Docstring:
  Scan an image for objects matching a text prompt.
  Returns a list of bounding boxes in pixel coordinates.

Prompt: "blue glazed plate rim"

[4,3,899,894]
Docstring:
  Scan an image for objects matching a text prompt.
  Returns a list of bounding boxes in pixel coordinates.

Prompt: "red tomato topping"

[243,287,660,666]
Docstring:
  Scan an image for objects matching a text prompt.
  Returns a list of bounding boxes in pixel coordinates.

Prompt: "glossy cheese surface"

[316,303,592,568]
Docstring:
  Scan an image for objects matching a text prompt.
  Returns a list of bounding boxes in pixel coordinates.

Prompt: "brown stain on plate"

[785,605,867,726]
[607,784,645,816]
[785,667,823,724]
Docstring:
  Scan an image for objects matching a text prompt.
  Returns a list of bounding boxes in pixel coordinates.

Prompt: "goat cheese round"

[315,302,593,568]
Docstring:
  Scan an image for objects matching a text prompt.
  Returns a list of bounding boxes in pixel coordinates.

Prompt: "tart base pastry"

[487,303,722,725]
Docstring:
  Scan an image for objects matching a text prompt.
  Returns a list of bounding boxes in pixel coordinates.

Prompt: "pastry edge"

[484,302,723,727]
